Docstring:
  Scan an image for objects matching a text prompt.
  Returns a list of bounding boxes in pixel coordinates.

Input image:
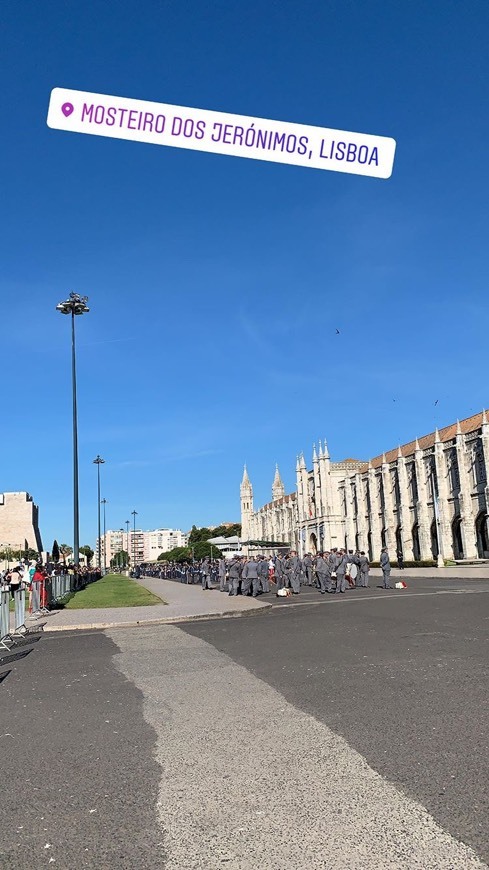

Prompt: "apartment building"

[96,527,189,567]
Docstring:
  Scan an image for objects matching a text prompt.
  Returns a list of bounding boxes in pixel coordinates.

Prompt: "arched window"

[475,512,489,558]
[412,523,421,561]
[452,517,464,560]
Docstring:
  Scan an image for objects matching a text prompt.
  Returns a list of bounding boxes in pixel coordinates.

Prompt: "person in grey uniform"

[380,548,392,588]
[218,558,227,592]
[227,557,242,596]
[285,551,301,594]
[201,559,212,590]
[274,554,285,591]
[242,557,260,597]
[302,553,314,586]
[328,549,340,592]
[323,551,333,592]
[335,549,349,593]
[257,557,270,593]
[359,552,370,587]
[314,553,331,594]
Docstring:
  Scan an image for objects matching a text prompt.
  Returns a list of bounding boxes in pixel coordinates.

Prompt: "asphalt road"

[0,576,487,868]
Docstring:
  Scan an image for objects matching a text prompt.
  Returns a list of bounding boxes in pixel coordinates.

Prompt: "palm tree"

[59,544,73,565]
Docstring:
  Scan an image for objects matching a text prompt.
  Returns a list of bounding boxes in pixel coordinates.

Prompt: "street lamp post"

[101,498,107,573]
[131,510,138,573]
[118,528,124,570]
[125,520,130,568]
[56,292,89,566]
[93,456,105,570]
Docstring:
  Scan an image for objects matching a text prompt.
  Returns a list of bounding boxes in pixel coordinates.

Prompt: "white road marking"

[272,589,489,608]
[109,626,488,870]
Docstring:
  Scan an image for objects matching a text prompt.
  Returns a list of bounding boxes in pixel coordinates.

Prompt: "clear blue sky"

[2,0,488,549]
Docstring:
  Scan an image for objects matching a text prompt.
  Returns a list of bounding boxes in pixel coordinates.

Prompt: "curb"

[43,603,272,633]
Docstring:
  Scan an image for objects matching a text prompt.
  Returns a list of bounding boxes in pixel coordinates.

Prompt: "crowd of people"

[0,562,102,617]
[142,547,396,595]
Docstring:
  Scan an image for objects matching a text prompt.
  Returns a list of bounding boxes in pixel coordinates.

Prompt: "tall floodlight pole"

[56,292,89,566]
[101,498,107,573]
[93,456,105,570]
[131,510,138,571]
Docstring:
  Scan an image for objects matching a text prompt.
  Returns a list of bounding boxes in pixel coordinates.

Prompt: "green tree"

[188,524,241,545]
[157,546,191,563]
[52,540,60,563]
[25,548,40,561]
[188,525,212,544]
[192,541,221,560]
[210,523,241,538]
[111,550,129,569]
[0,547,39,563]
[80,545,94,566]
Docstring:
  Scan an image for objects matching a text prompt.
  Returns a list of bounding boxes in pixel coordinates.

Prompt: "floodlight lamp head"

[56,292,89,315]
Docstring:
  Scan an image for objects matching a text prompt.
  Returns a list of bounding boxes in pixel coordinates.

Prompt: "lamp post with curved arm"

[125,520,130,569]
[131,510,138,573]
[93,456,105,571]
[56,292,89,566]
[101,498,107,573]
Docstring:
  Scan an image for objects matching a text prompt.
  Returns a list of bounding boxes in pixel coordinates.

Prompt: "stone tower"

[272,464,285,501]
[0,491,43,554]
[240,466,253,541]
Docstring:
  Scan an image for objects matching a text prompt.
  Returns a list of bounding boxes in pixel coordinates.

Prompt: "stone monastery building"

[240,411,489,563]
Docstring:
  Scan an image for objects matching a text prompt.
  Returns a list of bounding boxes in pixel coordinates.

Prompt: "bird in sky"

[335,328,340,335]
[434,399,439,406]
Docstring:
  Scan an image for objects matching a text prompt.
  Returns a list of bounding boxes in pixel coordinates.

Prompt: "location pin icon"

[61,102,74,117]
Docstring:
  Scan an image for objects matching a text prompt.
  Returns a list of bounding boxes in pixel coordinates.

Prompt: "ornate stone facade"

[241,412,489,562]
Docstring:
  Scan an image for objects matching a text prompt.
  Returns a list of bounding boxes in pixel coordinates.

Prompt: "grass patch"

[8,591,27,612]
[65,573,165,609]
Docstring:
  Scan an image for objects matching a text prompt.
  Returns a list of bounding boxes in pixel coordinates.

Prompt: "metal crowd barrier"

[0,583,28,651]
[0,572,101,649]
[0,586,9,650]
[13,587,26,633]
[45,571,100,609]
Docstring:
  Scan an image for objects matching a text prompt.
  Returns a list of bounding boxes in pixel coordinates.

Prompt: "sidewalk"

[369,565,489,580]
[41,576,270,633]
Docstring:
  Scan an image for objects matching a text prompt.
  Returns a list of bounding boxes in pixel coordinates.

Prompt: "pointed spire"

[382,452,387,465]
[313,443,318,462]
[415,437,421,451]
[296,455,300,473]
[300,453,307,470]
[397,444,403,459]
[368,459,373,470]
[482,409,488,425]
[434,427,441,444]
[322,439,330,460]
[241,464,251,488]
[318,439,323,458]
[272,464,285,501]
[456,419,462,436]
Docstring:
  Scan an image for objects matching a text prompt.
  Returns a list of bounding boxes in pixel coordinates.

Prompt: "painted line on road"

[271,588,489,609]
